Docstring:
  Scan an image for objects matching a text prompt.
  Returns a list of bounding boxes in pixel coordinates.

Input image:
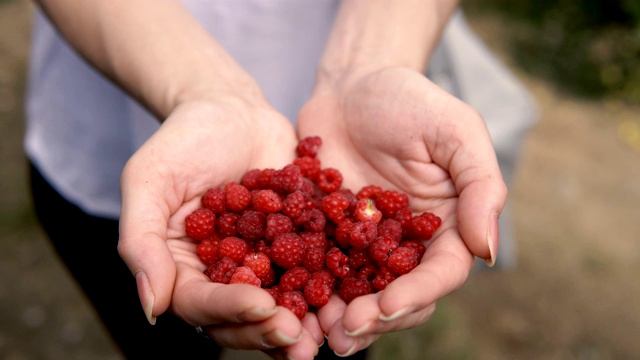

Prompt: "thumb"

[117,162,177,325]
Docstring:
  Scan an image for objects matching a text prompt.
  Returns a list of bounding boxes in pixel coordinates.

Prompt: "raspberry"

[303,248,325,272]
[264,287,281,302]
[224,182,252,212]
[271,164,303,194]
[230,266,261,287]
[348,247,371,269]
[294,209,326,233]
[261,267,277,288]
[375,190,409,218]
[371,266,396,291]
[216,212,240,238]
[240,169,262,190]
[293,156,321,181]
[304,276,332,307]
[265,213,293,242]
[257,168,276,189]
[335,189,358,217]
[252,189,283,214]
[196,238,221,266]
[356,185,383,200]
[322,192,350,223]
[310,269,336,290]
[357,264,377,282]
[401,240,426,260]
[201,188,226,213]
[277,291,308,320]
[281,191,306,220]
[243,252,271,280]
[298,178,316,198]
[338,277,372,304]
[347,220,378,248]
[369,235,399,267]
[218,237,249,264]
[185,208,216,240]
[407,212,442,239]
[270,233,306,269]
[237,210,266,241]
[387,246,419,275]
[206,257,238,284]
[279,267,310,292]
[295,136,322,158]
[326,247,350,278]
[316,168,343,193]
[377,218,403,243]
[300,231,328,251]
[354,198,382,224]
[335,219,355,248]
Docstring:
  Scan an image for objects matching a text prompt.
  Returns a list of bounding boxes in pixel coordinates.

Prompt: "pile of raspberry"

[184,136,442,319]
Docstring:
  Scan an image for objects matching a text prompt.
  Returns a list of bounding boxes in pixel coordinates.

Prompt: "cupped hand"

[117,99,323,359]
[297,67,507,355]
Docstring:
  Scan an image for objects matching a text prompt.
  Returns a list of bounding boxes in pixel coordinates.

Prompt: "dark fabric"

[29,162,367,360]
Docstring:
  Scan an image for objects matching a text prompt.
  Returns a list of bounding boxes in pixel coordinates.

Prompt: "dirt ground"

[1,1,639,359]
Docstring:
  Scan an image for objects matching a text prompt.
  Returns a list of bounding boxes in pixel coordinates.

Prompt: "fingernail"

[334,338,361,357]
[379,306,415,322]
[135,271,156,325]
[272,329,302,345]
[345,320,375,337]
[485,211,499,267]
[239,306,279,321]
[259,336,277,349]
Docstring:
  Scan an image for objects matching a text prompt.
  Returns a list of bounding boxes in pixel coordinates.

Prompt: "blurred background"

[1,0,639,359]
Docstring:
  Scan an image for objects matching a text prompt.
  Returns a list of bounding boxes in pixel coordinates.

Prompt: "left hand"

[297,66,507,355]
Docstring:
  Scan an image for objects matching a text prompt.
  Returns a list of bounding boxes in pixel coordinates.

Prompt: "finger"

[118,159,178,325]
[326,316,380,358]
[430,98,508,264]
[377,229,474,318]
[316,293,347,337]
[204,306,303,350]
[269,327,323,360]
[301,311,325,346]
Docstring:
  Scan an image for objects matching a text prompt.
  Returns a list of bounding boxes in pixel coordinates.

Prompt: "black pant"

[29,163,366,359]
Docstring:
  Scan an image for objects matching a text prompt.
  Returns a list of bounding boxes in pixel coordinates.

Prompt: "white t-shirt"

[24,1,537,243]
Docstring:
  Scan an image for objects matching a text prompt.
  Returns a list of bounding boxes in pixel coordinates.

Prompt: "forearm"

[317,0,459,88]
[35,0,264,119]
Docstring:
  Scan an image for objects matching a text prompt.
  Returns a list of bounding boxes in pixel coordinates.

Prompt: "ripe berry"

[326,247,350,279]
[185,208,216,240]
[338,277,372,304]
[300,231,328,251]
[243,252,271,280]
[304,276,332,307]
[252,189,283,214]
[216,212,240,238]
[303,248,325,272]
[270,233,306,269]
[377,218,403,243]
[206,257,238,284]
[356,185,383,200]
[371,266,396,291]
[279,267,310,292]
[265,213,293,242]
[230,266,261,287]
[201,188,226,213]
[219,237,249,265]
[388,246,419,275]
[293,156,321,181]
[369,235,399,267]
[271,164,303,194]
[237,210,266,241]
[241,169,262,190]
[281,191,306,220]
[196,238,220,266]
[347,220,378,248]
[322,192,350,223]
[295,136,322,158]
[224,182,252,212]
[316,168,343,193]
[375,190,409,218]
[277,291,308,320]
[295,209,326,233]
[407,212,442,239]
[354,198,382,224]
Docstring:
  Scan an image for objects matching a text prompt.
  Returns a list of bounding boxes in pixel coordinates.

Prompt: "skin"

[35,0,506,358]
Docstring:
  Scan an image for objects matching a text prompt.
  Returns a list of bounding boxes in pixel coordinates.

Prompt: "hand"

[297,67,507,355]
[117,99,323,359]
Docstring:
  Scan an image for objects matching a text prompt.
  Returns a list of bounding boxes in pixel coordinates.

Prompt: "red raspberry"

[371,266,396,291]
[279,267,310,292]
[240,169,262,190]
[237,210,266,241]
[335,219,355,248]
[270,164,303,194]
[316,168,343,193]
[348,247,371,269]
[348,220,378,248]
[252,189,283,214]
[369,235,399,267]
[294,209,326,233]
[257,168,276,189]
[185,208,216,240]
[206,257,238,284]
[304,276,332,307]
[407,212,442,239]
[216,212,240,238]
[281,191,306,220]
[224,182,252,212]
[298,178,316,198]
[196,238,221,266]
[264,287,281,302]
[230,266,261,287]
[310,269,336,290]
[293,156,321,181]
[354,198,382,224]
[377,218,403,243]
[356,185,383,200]
[388,246,419,275]
[322,192,350,223]
[326,247,350,279]
[335,189,358,217]
[303,248,325,272]
[375,190,409,218]
[218,237,249,265]
[265,213,293,242]
[295,136,322,158]
[277,291,308,320]
[270,233,306,269]
[338,277,372,304]
[357,264,377,282]
[243,252,271,280]
[261,267,277,288]
[300,231,328,251]
[401,240,426,260]
[201,188,226,213]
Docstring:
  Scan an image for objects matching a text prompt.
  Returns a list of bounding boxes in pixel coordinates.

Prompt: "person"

[24,0,536,359]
